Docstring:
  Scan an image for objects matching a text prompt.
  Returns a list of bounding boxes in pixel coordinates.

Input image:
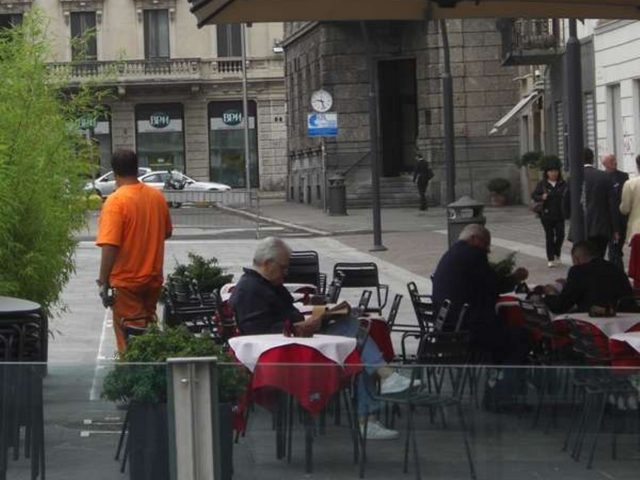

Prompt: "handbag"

[529,183,546,216]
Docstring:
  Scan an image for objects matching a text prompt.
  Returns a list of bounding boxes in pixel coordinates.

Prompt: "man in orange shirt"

[96,149,172,351]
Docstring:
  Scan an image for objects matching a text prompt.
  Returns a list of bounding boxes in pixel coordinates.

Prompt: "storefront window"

[78,107,112,176]
[208,101,259,188]
[135,103,185,172]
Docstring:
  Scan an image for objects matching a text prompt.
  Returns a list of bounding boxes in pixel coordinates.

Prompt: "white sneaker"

[360,420,400,440]
[547,261,555,268]
[380,372,412,394]
[555,256,562,266]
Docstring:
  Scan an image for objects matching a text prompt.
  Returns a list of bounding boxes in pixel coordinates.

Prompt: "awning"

[190,0,640,27]
[489,90,542,136]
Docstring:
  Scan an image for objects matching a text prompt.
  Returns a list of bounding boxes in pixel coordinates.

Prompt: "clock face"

[311,90,333,113]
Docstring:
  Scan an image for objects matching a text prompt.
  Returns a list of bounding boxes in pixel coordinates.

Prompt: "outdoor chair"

[562,319,638,469]
[333,263,389,310]
[284,250,327,294]
[359,329,475,480]
[406,282,435,334]
[400,300,451,364]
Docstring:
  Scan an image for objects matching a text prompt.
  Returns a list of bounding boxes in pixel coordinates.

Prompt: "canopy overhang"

[190,0,640,27]
[489,89,542,136]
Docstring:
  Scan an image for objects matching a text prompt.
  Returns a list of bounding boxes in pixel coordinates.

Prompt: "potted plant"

[489,251,517,277]
[487,178,511,207]
[101,326,248,480]
[162,253,234,326]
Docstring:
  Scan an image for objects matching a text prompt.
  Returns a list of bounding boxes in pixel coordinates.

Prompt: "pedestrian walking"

[603,154,629,269]
[413,151,434,211]
[531,155,566,267]
[96,149,173,351]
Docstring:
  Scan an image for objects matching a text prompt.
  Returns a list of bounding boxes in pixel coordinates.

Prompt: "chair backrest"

[284,250,321,287]
[333,262,380,288]
[326,274,344,303]
[386,294,403,329]
[406,282,435,333]
[358,290,373,310]
[433,299,452,332]
[454,303,469,332]
[356,318,372,354]
[416,331,470,366]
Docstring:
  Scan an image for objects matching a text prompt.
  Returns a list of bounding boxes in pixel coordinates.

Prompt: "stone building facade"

[283,20,521,207]
[0,0,287,190]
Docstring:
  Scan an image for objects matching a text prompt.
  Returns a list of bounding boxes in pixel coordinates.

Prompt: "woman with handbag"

[531,156,567,267]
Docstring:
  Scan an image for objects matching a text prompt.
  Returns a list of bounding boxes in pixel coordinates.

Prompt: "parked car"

[138,171,232,192]
[84,167,152,198]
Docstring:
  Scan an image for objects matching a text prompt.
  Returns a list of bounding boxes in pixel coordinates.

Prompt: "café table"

[552,313,640,338]
[609,332,640,368]
[228,334,361,473]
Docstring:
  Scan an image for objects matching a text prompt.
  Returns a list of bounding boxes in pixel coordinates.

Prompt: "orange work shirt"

[96,182,172,289]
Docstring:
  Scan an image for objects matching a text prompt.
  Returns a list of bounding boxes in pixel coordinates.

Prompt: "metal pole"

[321,138,327,212]
[440,20,456,204]
[567,19,585,243]
[241,23,252,205]
[360,21,386,251]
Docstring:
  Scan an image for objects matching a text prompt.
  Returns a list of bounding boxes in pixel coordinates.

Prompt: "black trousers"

[608,225,626,270]
[417,179,428,210]
[541,218,565,261]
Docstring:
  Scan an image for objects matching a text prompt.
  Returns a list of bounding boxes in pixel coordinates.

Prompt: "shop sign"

[222,109,243,126]
[150,112,171,129]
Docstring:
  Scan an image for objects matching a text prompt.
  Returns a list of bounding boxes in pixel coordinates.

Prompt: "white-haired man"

[230,237,412,440]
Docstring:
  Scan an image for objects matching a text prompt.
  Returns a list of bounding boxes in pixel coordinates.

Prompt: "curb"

[216,204,332,237]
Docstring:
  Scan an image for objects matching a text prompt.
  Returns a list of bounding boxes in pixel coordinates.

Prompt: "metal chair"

[359,330,475,480]
[333,263,389,310]
[284,250,326,294]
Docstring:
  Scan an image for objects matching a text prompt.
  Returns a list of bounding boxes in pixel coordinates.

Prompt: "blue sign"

[307,113,338,137]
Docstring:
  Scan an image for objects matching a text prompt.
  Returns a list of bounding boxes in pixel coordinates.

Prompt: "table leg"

[275,393,285,460]
[304,411,314,474]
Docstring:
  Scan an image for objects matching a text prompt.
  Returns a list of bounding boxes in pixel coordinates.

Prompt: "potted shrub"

[162,253,234,327]
[101,326,248,480]
[489,252,517,277]
[487,178,511,207]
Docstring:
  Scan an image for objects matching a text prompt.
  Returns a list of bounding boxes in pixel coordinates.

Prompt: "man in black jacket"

[564,148,619,257]
[544,241,632,314]
[432,224,529,363]
[603,154,629,269]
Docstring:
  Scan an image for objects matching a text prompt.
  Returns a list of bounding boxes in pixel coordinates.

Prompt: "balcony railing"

[499,19,565,66]
[46,56,284,84]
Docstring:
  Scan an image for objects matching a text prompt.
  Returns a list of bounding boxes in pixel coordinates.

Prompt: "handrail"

[342,151,371,177]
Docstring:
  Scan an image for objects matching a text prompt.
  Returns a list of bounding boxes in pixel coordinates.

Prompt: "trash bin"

[328,173,347,216]
[446,196,485,248]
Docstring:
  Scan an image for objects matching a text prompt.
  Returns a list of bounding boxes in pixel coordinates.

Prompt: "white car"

[85,168,152,198]
[138,171,232,192]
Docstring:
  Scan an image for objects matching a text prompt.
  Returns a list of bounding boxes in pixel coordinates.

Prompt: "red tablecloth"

[249,344,361,415]
[609,332,640,369]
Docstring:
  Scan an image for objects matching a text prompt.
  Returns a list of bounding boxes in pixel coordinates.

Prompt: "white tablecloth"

[229,334,357,372]
[553,313,640,337]
[610,332,640,354]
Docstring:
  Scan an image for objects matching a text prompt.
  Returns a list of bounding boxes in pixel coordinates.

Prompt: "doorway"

[378,59,418,177]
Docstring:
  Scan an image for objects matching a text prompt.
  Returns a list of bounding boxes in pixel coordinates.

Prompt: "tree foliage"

[0,12,109,315]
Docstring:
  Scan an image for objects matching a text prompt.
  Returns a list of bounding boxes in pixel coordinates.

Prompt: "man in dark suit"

[544,241,632,314]
[603,154,629,269]
[583,148,620,257]
[432,224,529,363]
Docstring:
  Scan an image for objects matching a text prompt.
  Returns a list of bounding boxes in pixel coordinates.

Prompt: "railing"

[500,19,565,65]
[46,56,284,84]
[3,362,640,479]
